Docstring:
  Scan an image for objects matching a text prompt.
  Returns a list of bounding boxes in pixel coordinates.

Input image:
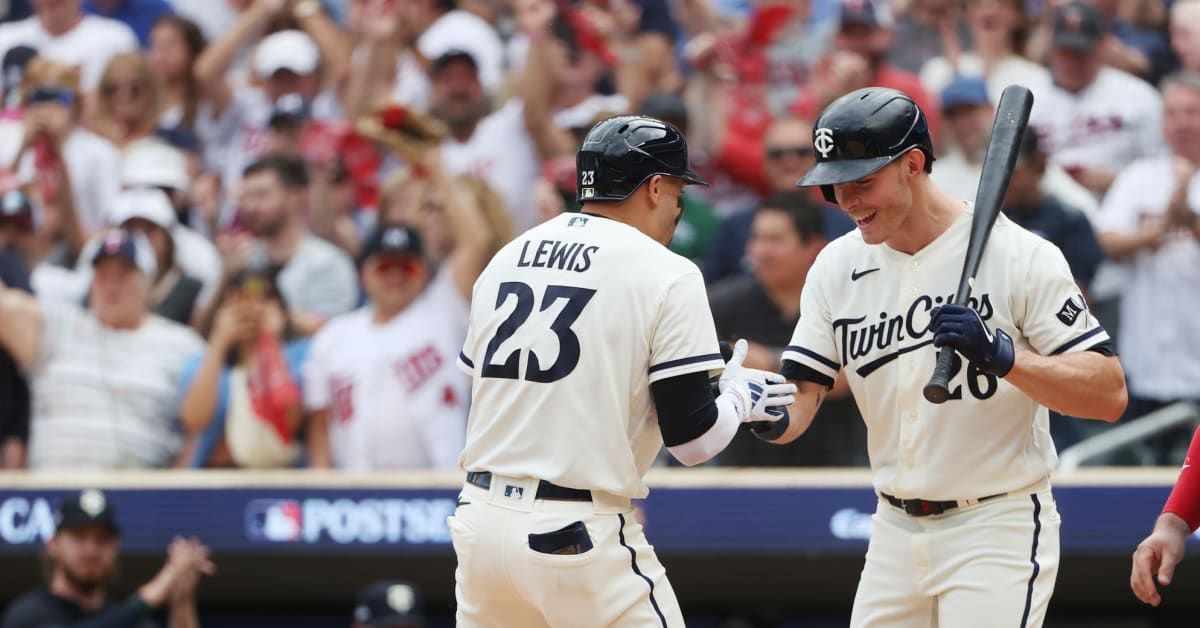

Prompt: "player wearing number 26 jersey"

[775,88,1127,628]
[451,116,795,627]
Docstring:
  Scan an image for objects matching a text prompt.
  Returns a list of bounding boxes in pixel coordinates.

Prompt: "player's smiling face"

[831,158,914,245]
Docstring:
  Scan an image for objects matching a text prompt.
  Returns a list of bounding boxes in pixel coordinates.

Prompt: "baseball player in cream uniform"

[772,88,1128,627]
[451,116,795,627]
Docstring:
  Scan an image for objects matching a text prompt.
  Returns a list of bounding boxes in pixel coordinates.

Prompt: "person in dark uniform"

[708,192,867,466]
[0,490,215,628]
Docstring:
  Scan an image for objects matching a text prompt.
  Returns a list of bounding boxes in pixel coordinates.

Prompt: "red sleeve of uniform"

[1163,423,1200,531]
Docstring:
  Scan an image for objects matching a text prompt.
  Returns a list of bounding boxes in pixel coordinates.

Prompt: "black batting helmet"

[576,115,708,202]
[795,87,935,204]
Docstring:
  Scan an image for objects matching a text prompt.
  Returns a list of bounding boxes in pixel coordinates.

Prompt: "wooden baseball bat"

[923,84,1034,404]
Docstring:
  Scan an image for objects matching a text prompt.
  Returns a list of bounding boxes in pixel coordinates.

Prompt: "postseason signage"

[0,484,1179,555]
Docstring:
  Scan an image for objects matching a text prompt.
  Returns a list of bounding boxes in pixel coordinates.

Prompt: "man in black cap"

[0,489,215,628]
[351,580,424,628]
[1030,0,1165,200]
[304,222,483,470]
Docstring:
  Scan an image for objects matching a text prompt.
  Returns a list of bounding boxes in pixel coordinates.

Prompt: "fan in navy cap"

[351,580,425,627]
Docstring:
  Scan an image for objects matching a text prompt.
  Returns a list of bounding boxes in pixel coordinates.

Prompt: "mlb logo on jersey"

[568,216,589,227]
[504,485,525,500]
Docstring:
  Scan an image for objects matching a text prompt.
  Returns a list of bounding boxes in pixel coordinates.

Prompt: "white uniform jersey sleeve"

[647,271,725,383]
[782,245,842,387]
[1016,239,1109,356]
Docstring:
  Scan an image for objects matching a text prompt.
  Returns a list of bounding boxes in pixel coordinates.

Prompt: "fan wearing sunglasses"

[17,57,121,237]
[302,224,474,471]
[92,53,162,150]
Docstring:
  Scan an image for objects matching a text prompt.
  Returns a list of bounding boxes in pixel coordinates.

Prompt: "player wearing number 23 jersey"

[774,88,1127,628]
[451,116,795,627]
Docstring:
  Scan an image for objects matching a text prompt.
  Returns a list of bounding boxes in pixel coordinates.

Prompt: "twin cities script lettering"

[517,239,599,272]
[835,293,994,378]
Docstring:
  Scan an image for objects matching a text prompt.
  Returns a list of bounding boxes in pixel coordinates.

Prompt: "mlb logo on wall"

[245,499,302,542]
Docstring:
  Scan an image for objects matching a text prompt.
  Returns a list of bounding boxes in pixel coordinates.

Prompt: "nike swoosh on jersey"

[851,268,880,281]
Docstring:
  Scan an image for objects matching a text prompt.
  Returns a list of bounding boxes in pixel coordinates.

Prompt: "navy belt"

[466,471,593,502]
[881,491,1007,517]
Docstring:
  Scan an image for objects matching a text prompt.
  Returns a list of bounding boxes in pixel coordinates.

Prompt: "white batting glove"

[719,339,796,423]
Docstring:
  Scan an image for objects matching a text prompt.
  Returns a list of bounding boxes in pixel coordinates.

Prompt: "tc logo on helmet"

[814,128,835,159]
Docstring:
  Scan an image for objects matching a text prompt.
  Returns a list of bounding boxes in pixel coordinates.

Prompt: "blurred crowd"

[0,0,1195,473]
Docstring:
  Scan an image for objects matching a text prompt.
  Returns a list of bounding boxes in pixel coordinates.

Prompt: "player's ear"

[903,149,925,178]
[646,174,665,205]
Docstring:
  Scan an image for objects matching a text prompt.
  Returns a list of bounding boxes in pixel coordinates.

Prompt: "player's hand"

[719,339,796,422]
[930,305,1015,377]
[1131,513,1189,606]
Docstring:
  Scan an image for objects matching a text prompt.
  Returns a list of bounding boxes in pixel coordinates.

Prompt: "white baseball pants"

[450,475,684,627]
[850,488,1061,628]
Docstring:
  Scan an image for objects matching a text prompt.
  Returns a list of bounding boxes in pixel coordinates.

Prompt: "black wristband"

[749,408,790,442]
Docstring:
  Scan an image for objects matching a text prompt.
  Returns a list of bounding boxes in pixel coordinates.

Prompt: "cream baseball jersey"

[457,212,725,499]
[784,206,1109,500]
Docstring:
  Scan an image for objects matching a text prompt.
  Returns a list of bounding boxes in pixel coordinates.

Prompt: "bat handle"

[922,346,956,404]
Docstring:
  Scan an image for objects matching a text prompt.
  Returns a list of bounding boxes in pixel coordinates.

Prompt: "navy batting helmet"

[795,87,935,204]
[576,115,708,202]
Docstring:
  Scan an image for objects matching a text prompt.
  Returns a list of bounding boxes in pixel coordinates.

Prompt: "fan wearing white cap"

[193,2,347,197]
[120,140,223,309]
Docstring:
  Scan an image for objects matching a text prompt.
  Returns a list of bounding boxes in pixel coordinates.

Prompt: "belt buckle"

[906,499,944,517]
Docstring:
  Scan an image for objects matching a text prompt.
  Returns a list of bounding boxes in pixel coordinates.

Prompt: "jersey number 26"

[481,281,596,383]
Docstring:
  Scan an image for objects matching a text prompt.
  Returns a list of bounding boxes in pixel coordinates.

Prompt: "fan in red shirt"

[1131,424,1200,606]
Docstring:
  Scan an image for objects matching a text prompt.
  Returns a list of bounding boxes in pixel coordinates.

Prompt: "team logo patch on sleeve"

[1056,295,1086,326]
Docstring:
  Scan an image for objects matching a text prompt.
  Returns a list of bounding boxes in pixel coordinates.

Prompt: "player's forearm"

[771,380,826,444]
[1163,424,1200,530]
[1004,350,1126,421]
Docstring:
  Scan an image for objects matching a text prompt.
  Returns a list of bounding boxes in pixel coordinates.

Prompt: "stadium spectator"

[0,237,29,469]
[1084,0,1174,83]
[1030,1,1164,200]
[0,227,203,469]
[932,76,1099,217]
[887,0,969,74]
[222,154,357,336]
[68,188,207,326]
[352,580,425,628]
[709,192,865,466]
[15,58,120,235]
[0,45,36,168]
[704,116,854,282]
[146,15,205,138]
[0,489,214,628]
[918,0,1049,103]
[304,221,482,470]
[179,268,308,469]
[90,52,162,150]
[1003,131,1103,294]
[119,140,222,309]
[792,0,941,143]
[1093,71,1200,463]
[424,48,543,230]
[407,173,514,264]
[193,4,350,203]
[0,0,136,92]
[1171,0,1200,73]
[81,0,174,48]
